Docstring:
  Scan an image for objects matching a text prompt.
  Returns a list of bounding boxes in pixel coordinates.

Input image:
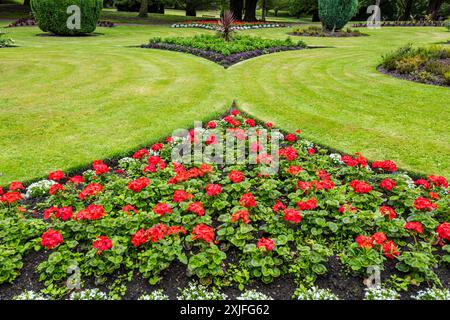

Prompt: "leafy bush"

[444,71,450,85]
[444,19,450,31]
[31,0,102,35]
[0,29,14,48]
[395,56,424,74]
[318,0,359,31]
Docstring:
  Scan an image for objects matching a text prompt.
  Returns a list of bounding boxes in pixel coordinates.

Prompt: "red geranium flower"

[429,192,439,200]
[278,146,298,161]
[49,183,65,195]
[49,170,65,181]
[436,223,450,241]
[191,224,214,243]
[339,203,357,213]
[427,175,448,188]
[69,175,84,184]
[285,133,297,142]
[349,180,372,194]
[1,191,23,204]
[228,170,245,183]
[413,197,437,211]
[173,190,194,202]
[372,232,387,244]
[122,204,138,214]
[0,186,3,195]
[9,181,24,191]
[380,206,397,220]
[245,119,255,127]
[166,225,187,236]
[206,184,222,196]
[41,229,63,250]
[79,183,103,200]
[205,134,217,145]
[131,228,149,247]
[231,210,250,224]
[273,201,286,212]
[372,160,397,173]
[128,177,150,192]
[206,121,217,129]
[44,206,73,221]
[93,160,109,175]
[382,241,400,259]
[188,202,205,216]
[380,178,396,191]
[239,193,256,208]
[404,222,423,234]
[148,223,168,242]
[356,235,374,249]
[75,204,105,220]
[414,179,430,189]
[307,148,316,155]
[93,236,113,254]
[257,238,275,251]
[151,143,164,152]
[153,203,172,216]
[297,198,317,211]
[133,148,149,159]
[283,208,302,223]
[286,166,303,175]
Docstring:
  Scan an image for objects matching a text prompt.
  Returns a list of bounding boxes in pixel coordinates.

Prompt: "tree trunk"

[230,0,243,21]
[261,0,266,21]
[402,0,414,20]
[274,9,278,17]
[312,9,320,22]
[243,0,257,22]
[23,0,30,6]
[186,0,197,17]
[138,0,149,17]
[427,0,444,20]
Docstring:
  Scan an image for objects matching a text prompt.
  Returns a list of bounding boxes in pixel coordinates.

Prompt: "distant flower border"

[171,20,288,31]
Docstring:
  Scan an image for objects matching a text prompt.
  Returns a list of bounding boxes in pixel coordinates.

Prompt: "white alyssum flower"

[364,287,400,300]
[297,287,339,300]
[25,179,57,198]
[236,290,273,300]
[13,290,50,300]
[329,153,343,164]
[68,288,110,300]
[412,288,450,300]
[177,282,228,300]
[138,289,169,300]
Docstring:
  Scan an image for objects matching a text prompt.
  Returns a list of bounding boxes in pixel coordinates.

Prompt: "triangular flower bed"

[0,108,449,300]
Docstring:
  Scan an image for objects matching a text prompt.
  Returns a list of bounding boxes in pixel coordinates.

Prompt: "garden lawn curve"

[0,24,449,186]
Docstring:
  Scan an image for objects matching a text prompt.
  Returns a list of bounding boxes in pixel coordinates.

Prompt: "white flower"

[68,289,110,300]
[412,288,450,300]
[13,290,49,300]
[25,179,57,198]
[236,290,273,300]
[177,282,228,300]
[138,289,169,300]
[364,287,400,300]
[297,287,339,300]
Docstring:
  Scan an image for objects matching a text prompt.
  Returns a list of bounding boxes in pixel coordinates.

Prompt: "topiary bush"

[318,0,359,31]
[31,0,103,36]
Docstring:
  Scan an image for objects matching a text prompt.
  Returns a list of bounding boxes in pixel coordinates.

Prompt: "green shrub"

[318,0,359,31]
[444,71,450,85]
[394,56,424,74]
[0,29,14,48]
[444,19,450,31]
[31,0,103,35]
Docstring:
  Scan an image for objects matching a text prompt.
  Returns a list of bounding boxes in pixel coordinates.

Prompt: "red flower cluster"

[278,146,298,161]
[9,181,24,191]
[413,197,437,211]
[173,190,194,202]
[93,236,113,254]
[427,175,448,188]
[75,204,105,220]
[128,177,150,192]
[297,198,317,211]
[153,203,172,216]
[49,183,65,195]
[188,202,205,216]
[257,238,275,251]
[356,232,399,259]
[69,175,84,184]
[341,153,367,167]
[239,193,256,208]
[132,223,187,247]
[284,133,297,142]
[379,178,396,191]
[228,170,245,183]
[436,223,450,241]
[380,206,397,220]
[283,208,302,223]
[191,223,214,243]
[286,165,303,175]
[1,191,23,204]
[41,229,63,250]
[133,148,149,159]
[231,210,250,224]
[404,221,423,234]
[414,179,430,189]
[79,183,103,200]
[349,180,373,194]
[372,160,397,172]
[44,206,73,221]
[49,170,65,181]
[93,160,109,175]
[144,155,166,173]
[168,163,212,184]
[205,184,222,196]
[273,201,286,212]
[151,143,164,152]
[122,204,138,214]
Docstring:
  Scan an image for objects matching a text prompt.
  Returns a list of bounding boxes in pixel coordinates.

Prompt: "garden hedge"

[31,0,103,35]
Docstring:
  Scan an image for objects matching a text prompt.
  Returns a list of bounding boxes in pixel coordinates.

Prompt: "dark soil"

[378,66,450,88]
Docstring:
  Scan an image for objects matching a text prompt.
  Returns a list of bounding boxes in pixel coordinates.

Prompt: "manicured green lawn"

[0,23,449,185]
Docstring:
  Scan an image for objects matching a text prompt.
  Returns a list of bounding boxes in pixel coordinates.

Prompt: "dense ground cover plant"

[142,34,306,68]
[0,109,449,300]
[291,26,366,37]
[31,0,103,35]
[171,20,287,31]
[380,44,450,86]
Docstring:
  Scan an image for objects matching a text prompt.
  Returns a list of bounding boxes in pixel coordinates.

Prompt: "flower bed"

[379,44,450,87]
[141,35,306,68]
[0,108,449,300]
[171,20,287,30]
[290,26,367,38]
[6,18,115,28]
[352,21,445,28]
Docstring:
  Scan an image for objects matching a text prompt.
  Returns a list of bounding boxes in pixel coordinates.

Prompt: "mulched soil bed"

[378,66,450,88]
[141,43,306,68]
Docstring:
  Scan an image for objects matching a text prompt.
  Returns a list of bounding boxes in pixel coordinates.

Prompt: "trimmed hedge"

[31,0,103,35]
[318,0,358,31]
